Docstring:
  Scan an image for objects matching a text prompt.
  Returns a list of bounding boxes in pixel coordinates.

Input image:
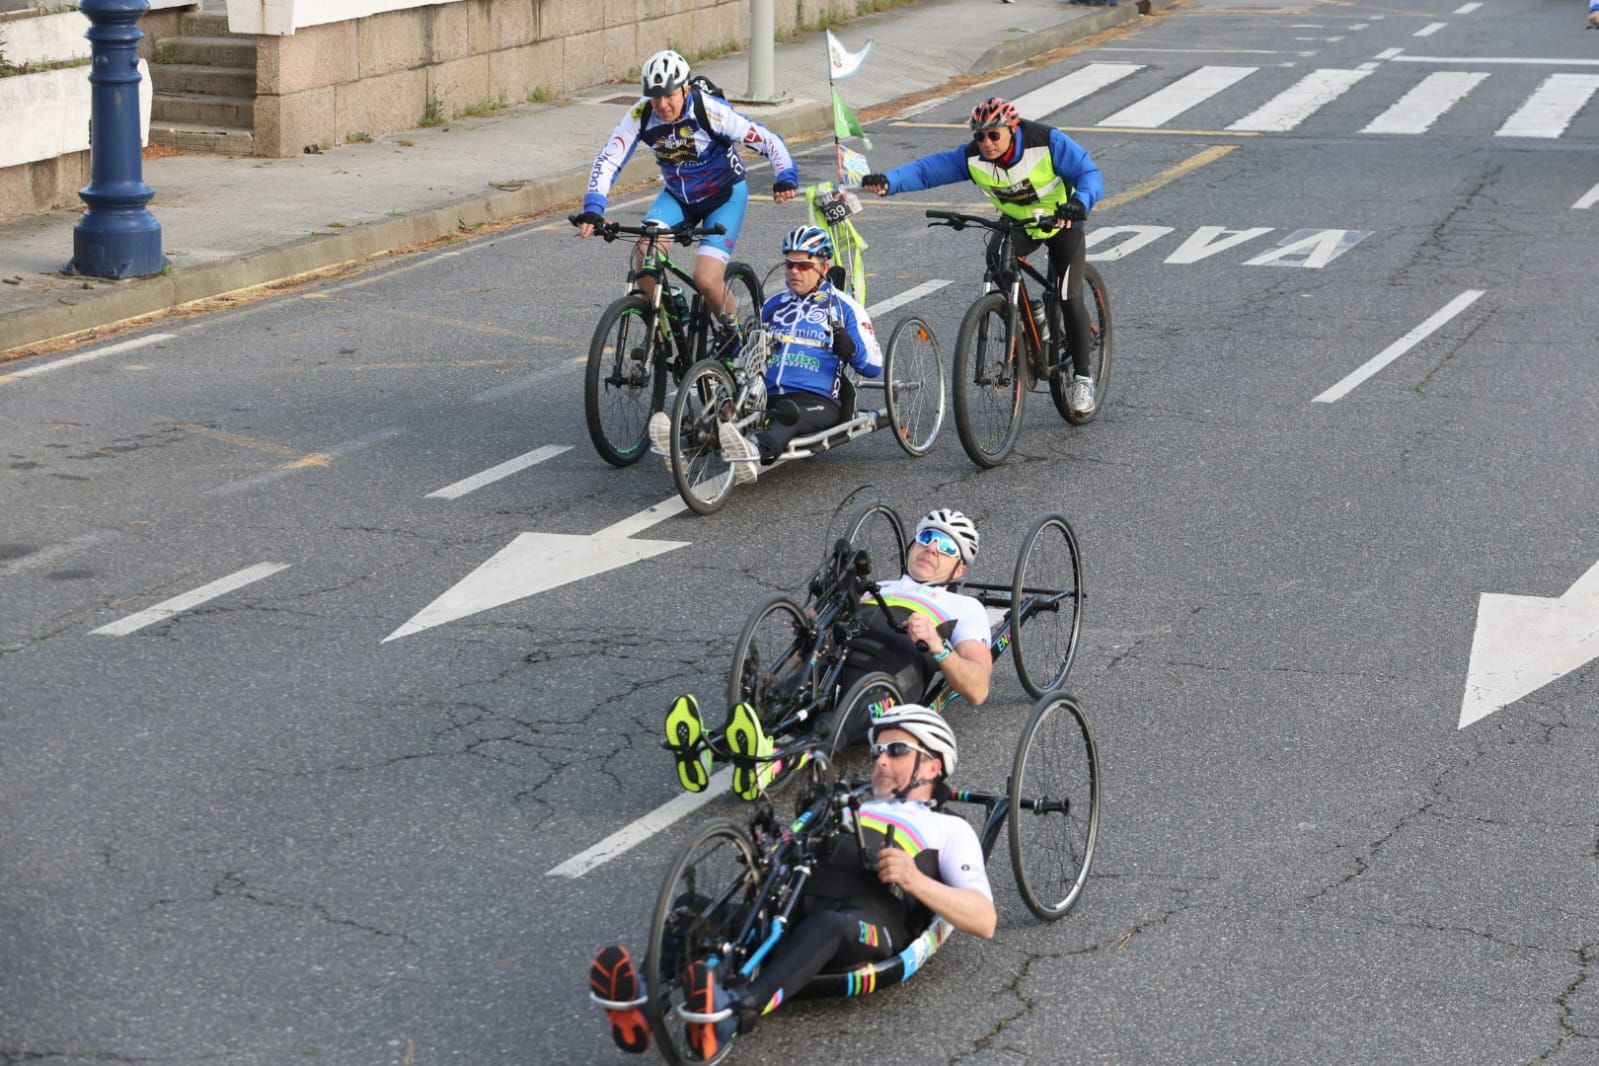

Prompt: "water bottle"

[669,289,690,323]
[1029,297,1051,345]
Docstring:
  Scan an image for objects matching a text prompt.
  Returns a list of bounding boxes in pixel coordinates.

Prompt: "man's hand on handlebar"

[862,173,890,196]
[1056,198,1088,226]
[572,211,605,239]
[904,613,942,658]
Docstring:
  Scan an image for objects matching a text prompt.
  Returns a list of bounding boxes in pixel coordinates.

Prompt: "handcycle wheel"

[645,818,764,1066]
[883,315,946,457]
[585,293,667,466]
[1051,263,1113,425]
[952,292,1025,468]
[843,500,907,582]
[826,671,904,771]
[1010,512,1084,699]
[726,594,814,722]
[669,360,738,515]
[1008,692,1100,922]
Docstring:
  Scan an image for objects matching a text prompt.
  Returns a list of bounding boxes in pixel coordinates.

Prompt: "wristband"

[932,646,953,663]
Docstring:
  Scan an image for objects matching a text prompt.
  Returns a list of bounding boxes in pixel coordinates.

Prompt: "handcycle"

[720,498,1084,762]
[631,691,1101,1065]
[925,209,1115,469]
[663,318,946,515]
[571,217,765,467]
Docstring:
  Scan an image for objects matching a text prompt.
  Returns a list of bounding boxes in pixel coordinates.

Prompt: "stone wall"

[254,0,903,157]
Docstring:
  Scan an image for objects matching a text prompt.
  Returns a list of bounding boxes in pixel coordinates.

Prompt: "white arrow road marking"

[91,562,291,636]
[383,496,690,641]
[1460,561,1599,728]
[1573,180,1599,210]
[1314,289,1483,402]
[548,768,734,878]
[425,445,570,500]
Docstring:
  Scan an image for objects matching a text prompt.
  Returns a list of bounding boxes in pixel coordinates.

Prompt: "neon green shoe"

[663,695,713,793]
[724,702,777,801]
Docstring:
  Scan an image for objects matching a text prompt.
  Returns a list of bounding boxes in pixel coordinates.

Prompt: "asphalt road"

[3,1,1597,1063]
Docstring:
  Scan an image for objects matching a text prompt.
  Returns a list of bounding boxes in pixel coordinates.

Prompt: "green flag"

[831,89,871,149]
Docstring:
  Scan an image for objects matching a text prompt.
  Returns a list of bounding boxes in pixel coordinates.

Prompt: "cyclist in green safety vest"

[863,97,1105,417]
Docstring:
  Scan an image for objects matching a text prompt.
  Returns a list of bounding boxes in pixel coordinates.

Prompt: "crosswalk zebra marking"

[1362,71,1489,134]
[1415,22,1448,37]
[1011,63,1143,120]
[1098,66,1256,128]
[1496,74,1599,138]
[1228,68,1372,131]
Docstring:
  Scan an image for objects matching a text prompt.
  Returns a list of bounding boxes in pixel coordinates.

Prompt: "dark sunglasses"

[915,528,961,558]
[783,259,821,271]
[974,129,1007,143]
[870,740,931,759]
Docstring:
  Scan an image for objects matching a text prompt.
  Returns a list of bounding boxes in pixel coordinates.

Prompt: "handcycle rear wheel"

[726,593,814,724]
[826,671,905,771]
[883,315,946,457]
[952,292,1025,468]
[585,293,667,466]
[1008,692,1100,922]
[1010,512,1085,699]
[843,500,908,582]
[669,360,738,515]
[1050,263,1113,425]
[645,818,764,1066]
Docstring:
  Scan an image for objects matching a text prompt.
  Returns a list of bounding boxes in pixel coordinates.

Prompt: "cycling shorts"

[643,182,747,263]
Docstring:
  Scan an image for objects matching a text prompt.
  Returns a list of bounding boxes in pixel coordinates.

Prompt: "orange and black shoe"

[682,961,739,1061]
[588,944,650,1054]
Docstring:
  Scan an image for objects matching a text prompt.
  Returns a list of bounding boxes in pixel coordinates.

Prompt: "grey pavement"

[0,0,1159,357]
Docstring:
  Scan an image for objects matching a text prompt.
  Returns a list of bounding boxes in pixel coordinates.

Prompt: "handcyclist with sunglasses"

[588,706,996,1058]
[861,96,1105,417]
[662,509,992,800]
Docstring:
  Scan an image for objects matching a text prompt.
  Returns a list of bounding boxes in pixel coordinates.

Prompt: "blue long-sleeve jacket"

[882,124,1103,213]
[760,281,882,402]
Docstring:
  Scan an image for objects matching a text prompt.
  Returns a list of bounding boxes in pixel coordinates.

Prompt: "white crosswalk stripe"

[1011,63,1143,120]
[1227,68,1372,132]
[1361,71,1488,134]
[1098,65,1256,128]
[1496,74,1599,138]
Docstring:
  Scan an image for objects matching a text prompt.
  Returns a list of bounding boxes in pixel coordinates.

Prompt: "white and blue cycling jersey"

[583,92,797,215]
[760,281,883,402]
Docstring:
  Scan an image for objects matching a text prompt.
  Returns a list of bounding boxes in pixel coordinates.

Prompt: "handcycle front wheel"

[952,292,1025,468]
[1050,263,1113,425]
[585,293,667,466]
[1010,512,1085,699]
[669,360,739,515]
[726,593,814,721]
[842,499,908,582]
[645,818,764,1066]
[826,671,905,774]
[883,315,946,457]
[1008,692,1100,922]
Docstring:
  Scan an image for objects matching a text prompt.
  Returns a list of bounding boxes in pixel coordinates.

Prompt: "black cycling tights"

[987,225,1093,377]
[741,902,903,1015]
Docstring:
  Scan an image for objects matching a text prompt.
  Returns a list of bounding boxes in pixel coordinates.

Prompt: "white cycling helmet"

[916,508,980,565]
[870,704,959,777]
[641,50,691,97]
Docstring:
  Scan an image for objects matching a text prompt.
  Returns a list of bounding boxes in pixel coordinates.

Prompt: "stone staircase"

[148,11,256,156]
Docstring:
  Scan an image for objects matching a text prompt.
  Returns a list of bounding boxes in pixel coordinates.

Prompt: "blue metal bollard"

[67,0,165,280]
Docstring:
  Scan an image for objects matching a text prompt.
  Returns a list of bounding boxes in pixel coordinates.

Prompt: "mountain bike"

[925,210,1114,468]
[572,218,763,467]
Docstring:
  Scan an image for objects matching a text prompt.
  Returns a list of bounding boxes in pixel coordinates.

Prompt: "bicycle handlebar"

[924,209,1034,234]
[567,216,727,244]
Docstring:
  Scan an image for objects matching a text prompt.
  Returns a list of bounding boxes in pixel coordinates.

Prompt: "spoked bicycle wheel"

[645,818,764,1066]
[669,360,738,515]
[1008,692,1100,922]
[952,292,1025,468]
[826,671,904,774]
[585,293,667,466]
[720,261,765,338]
[883,316,946,457]
[843,499,907,581]
[1010,512,1085,699]
[1051,263,1114,425]
[726,593,814,721]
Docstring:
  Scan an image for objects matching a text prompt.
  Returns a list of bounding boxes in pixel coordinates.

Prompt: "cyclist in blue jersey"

[863,97,1105,417]
[575,50,800,336]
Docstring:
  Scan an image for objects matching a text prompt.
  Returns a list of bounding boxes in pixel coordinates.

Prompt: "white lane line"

[0,530,120,577]
[425,445,571,500]
[1454,2,1481,13]
[206,425,408,496]
[867,279,950,318]
[1099,65,1257,128]
[0,334,174,385]
[1100,46,1291,55]
[1362,71,1488,133]
[471,356,585,404]
[599,495,690,539]
[1228,68,1371,131]
[90,562,291,636]
[1414,22,1447,37]
[1375,47,1402,60]
[1011,63,1143,120]
[1395,55,1599,66]
[1496,74,1599,138]
[1574,181,1599,210]
[1313,290,1484,403]
[548,769,733,878]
